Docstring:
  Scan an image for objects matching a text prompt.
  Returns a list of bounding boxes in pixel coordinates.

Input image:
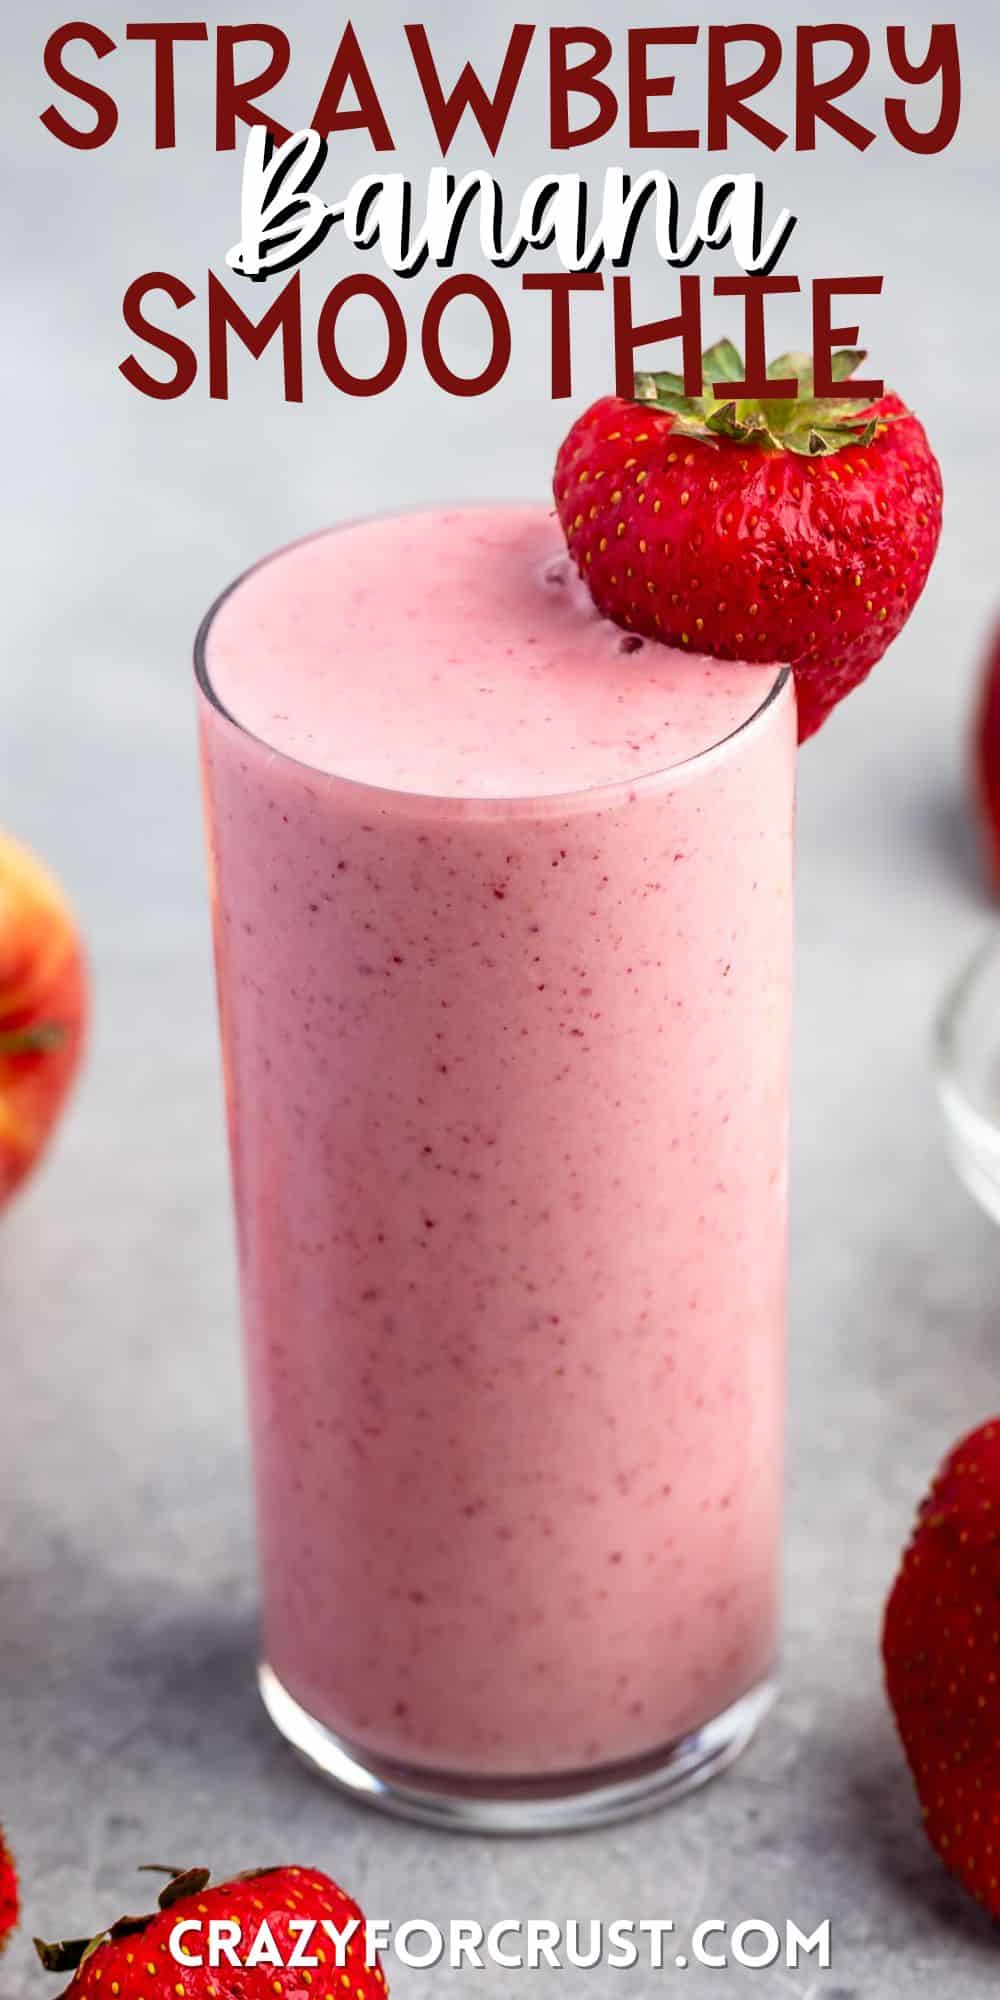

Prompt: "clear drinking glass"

[195,521,796,1832]
[936,931,1000,1223]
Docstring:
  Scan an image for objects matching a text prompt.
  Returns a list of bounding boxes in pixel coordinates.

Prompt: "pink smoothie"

[198,504,795,1779]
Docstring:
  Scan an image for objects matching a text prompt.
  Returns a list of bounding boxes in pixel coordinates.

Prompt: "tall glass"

[195,521,795,1832]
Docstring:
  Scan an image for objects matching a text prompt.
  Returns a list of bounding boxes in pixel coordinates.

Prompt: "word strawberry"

[0,1823,17,1955]
[883,1419,1000,1916]
[972,621,1000,891]
[35,1862,387,1999]
[554,340,942,740]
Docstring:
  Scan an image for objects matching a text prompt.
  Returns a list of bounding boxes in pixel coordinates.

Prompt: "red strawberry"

[0,1823,18,1955]
[883,1419,1000,1916]
[554,340,942,741]
[972,623,1000,890]
[35,1863,387,1999]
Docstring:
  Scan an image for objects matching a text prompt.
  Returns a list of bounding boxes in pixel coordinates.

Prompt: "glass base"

[258,1663,775,1834]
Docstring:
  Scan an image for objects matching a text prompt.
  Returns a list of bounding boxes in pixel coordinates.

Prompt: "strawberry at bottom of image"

[884,1419,1000,1916]
[35,1863,387,1999]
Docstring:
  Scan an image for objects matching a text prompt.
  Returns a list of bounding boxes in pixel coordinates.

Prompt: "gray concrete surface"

[4,0,1000,1992]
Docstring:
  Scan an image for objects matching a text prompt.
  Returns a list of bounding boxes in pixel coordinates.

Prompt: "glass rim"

[194,506,794,822]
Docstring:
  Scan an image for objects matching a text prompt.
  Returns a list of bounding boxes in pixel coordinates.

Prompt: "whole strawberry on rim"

[35,1862,387,2000]
[554,340,942,740]
[884,1418,1000,1917]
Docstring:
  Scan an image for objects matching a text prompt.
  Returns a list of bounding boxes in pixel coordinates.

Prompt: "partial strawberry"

[883,1419,1000,1917]
[35,1863,387,1999]
[0,1823,18,1955]
[972,623,1000,891]
[554,341,942,741]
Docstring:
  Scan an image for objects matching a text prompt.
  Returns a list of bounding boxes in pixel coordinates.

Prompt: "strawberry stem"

[34,1869,213,1980]
[34,1939,99,1975]
[634,340,887,458]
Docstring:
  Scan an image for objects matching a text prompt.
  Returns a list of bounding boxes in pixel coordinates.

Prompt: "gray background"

[3,1,1000,1992]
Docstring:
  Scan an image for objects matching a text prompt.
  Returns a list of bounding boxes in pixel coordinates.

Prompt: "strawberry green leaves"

[35,1869,214,1984]
[634,340,885,458]
[702,338,747,385]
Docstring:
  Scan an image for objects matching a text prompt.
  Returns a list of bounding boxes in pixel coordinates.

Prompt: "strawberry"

[883,1419,1000,1916]
[35,1863,387,1999]
[971,622,1000,891]
[553,340,942,741]
[0,1823,18,1955]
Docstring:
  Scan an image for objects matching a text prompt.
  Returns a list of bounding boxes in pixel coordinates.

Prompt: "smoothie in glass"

[196,502,795,1829]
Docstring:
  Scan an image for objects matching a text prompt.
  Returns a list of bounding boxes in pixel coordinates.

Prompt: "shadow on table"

[901,776,985,907]
[842,1727,1000,1951]
[2,1547,275,1788]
